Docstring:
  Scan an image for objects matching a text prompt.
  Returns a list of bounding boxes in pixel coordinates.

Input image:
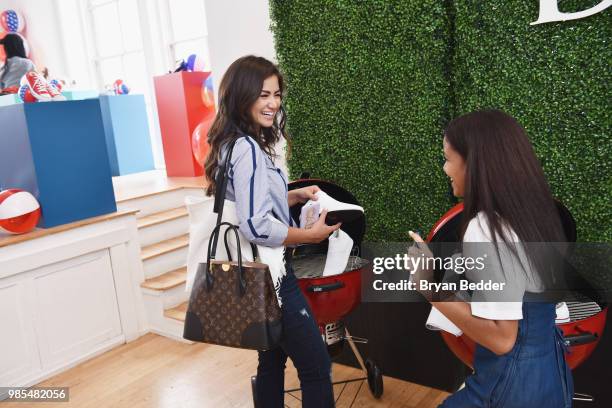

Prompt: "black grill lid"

[428,201,577,243]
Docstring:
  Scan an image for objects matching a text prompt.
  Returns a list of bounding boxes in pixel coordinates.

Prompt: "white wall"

[55,0,95,88]
[0,0,69,81]
[203,0,288,173]
[203,0,276,100]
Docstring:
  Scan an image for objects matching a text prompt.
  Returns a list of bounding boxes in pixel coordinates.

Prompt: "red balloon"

[191,117,213,167]
[201,86,214,108]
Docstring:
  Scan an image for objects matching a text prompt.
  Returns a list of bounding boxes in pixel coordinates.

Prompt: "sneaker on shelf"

[46,82,66,101]
[20,71,52,101]
[49,79,63,92]
[18,84,37,103]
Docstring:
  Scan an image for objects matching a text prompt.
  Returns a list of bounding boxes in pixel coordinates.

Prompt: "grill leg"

[345,328,367,372]
[250,376,260,408]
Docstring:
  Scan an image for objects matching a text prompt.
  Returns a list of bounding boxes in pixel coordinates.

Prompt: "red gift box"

[153,71,215,176]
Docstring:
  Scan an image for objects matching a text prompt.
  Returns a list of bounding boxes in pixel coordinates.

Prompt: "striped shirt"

[221,135,294,247]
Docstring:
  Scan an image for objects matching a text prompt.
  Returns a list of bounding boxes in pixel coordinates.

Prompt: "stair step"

[141,234,190,261]
[141,267,187,291]
[116,187,204,218]
[165,302,188,322]
[137,206,189,229]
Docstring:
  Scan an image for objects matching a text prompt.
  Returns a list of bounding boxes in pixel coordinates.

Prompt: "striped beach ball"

[0,189,41,234]
[113,79,129,95]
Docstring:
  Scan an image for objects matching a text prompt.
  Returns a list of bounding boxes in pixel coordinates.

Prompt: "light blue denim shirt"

[0,57,35,88]
[222,135,294,247]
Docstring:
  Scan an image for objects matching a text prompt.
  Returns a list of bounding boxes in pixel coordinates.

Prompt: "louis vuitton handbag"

[182,141,282,350]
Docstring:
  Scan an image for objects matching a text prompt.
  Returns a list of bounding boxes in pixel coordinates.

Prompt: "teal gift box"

[61,90,99,101]
[99,94,155,176]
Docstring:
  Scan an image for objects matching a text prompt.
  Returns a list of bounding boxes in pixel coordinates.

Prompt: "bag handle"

[205,221,247,295]
[224,226,259,263]
[209,139,238,261]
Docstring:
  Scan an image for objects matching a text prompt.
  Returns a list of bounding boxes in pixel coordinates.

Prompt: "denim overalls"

[440,302,573,407]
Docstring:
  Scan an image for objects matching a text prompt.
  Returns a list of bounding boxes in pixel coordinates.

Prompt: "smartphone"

[300,201,320,229]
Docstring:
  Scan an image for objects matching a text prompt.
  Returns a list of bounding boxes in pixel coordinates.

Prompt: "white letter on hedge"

[531,0,611,25]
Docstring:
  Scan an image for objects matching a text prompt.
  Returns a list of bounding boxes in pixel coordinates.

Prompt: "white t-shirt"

[464,212,545,320]
[426,212,544,335]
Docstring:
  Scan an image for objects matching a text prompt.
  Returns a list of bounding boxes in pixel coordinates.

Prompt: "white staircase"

[116,186,202,341]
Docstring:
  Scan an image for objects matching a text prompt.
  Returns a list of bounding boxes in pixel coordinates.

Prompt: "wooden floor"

[2,333,449,408]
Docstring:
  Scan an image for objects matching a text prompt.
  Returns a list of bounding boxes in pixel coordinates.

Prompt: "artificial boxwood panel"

[270,0,453,241]
[270,1,610,242]
[452,1,611,242]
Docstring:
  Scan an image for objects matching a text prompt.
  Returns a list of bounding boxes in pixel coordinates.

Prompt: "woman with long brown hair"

[204,55,337,407]
[410,110,573,407]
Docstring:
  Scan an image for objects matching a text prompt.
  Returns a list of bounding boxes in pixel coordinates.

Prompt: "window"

[63,0,213,169]
[89,0,146,93]
[163,0,211,71]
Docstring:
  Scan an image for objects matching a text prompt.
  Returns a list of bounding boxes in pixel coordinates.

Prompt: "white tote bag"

[184,195,254,293]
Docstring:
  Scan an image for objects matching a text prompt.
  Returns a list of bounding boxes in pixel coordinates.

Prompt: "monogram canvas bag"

[183,140,282,350]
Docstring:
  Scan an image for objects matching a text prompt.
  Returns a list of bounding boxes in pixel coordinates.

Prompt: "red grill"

[251,179,384,406]
[427,203,607,373]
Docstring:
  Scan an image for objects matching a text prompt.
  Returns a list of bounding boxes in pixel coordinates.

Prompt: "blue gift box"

[0,100,117,228]
[99,94,155,176]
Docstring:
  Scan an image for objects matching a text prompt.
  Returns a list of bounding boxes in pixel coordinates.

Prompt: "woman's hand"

[408,230,435,301]
[288,185,320,207]
[408,232,519,355]
[282,209,341,245]
[306,209,341,243]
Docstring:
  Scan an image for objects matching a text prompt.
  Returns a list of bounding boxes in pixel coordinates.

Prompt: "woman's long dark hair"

[204,55,287,196]
[1,33,27,59]
[445,110,566,284]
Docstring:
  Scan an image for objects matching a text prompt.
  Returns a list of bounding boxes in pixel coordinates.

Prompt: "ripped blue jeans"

[255,265,334,407]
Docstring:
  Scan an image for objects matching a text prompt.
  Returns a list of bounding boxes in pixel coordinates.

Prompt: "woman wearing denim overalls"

[204,56,339,407]
[409,110,573,407]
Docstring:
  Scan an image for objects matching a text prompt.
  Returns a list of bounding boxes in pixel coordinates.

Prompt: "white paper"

[426,306,463,336]
[322,229,354,277]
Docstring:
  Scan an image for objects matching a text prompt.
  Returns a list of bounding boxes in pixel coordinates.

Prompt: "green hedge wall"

[270,0,453,241]
[452,1,611,242]
[270,1,611,242]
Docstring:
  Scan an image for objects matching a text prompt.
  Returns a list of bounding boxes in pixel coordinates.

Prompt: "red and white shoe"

[46,82,66,101]
[18,84,37,103]
[20,71,53,101]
